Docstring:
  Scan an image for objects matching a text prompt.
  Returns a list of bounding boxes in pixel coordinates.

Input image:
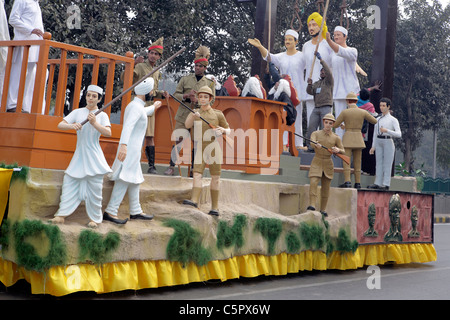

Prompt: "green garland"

[78,230,121,264]
[12,219,66,272]
[0,214,359,271]
[299,222,326,251]
[164,219,211,267]
[254,217,283,255]
[216,214,247,250]
[286,231,301,254]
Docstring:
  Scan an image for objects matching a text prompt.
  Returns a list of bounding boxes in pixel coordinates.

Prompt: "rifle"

[294,132,350,165]
[80,47,186,126]
[169,93,234,148]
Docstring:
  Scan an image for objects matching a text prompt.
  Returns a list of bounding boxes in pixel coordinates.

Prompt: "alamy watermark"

[170,123,281,175]
[366,5,382,30]
[366,265,381,289]
[66,4,81,30]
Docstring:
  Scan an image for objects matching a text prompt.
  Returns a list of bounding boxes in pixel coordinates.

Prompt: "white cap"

[334,26,348,36]
[285,29,299,40]
[134,78,154,95]
[87,84,103,95]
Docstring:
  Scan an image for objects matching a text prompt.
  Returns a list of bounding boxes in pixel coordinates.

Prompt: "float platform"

[0,166,436,296]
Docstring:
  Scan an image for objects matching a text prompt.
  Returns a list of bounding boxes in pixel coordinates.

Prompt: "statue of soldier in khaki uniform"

[164,45,216,176]
[182,86,230,216]
[333,92,377,188]
[132,37,168,174]
[307,113,345,217]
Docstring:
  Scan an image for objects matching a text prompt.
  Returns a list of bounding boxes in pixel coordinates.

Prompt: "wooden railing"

[0,32,134,123]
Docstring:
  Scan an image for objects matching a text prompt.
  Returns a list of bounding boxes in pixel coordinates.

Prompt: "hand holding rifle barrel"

[169,93,234,148]
[294,132,350,165]
[79,47,186,126]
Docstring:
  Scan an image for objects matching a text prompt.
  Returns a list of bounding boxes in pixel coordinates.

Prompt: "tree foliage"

[3,0,448,175]
[393,0,450,172]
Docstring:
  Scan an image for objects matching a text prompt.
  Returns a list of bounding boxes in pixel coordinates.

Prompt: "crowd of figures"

[1,1,402,227]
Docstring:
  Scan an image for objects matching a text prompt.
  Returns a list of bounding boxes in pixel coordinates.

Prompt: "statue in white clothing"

[49,85,112,228]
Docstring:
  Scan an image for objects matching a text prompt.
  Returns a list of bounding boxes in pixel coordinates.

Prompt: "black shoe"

[380,186,390,191]
[306,206,316,211]
[320,211,328,217]
[367,184,380,189]
[147,166,157,174]
[6,108,16,113]
[103,212,128,224]
[208,210,219,216]
[339,181,352,188]
[182,199,198,208]
[354,183,361,189]
[130,213,154,220]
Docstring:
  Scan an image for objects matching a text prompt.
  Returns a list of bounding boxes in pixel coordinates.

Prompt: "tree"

[1,0,395,117]
[393,0,450,172]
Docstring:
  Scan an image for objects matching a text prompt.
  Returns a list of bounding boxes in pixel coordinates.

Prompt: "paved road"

[1,224,449,301]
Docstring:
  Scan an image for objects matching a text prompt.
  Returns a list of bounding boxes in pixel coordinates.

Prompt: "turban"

[148,37,164,54]
[194,45,210,67]
[87,85,103,95]
[307,12,328,40]
[134,78,154,95]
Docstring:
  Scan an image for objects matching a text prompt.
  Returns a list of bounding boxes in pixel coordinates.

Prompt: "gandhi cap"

[87,85,103,95]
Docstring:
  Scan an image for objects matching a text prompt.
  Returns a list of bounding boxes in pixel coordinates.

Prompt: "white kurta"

[106,97,155,217]
[0,0,10,103]
[56,108,112,223]
[0,0,9,66]
[265,51,306,147]
[9,0,43,63]
[331,46,360,100]
[64,108,112,178]
[331,45,360,138]
[302,40,334,101]
[7,0,44,112]
[302,40,334,136]
[110,97,155,184]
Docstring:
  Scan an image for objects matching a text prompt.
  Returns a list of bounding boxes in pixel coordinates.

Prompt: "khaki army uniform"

[309,129,344,212]
[333,103,377,184]
[192,107,229,176]
[173,74,216,129]
[133,61,163,137]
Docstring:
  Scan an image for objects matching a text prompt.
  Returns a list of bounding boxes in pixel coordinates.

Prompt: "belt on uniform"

[377,135,391,139]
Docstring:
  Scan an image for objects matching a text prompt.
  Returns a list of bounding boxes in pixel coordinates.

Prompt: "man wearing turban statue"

[302,12,334,137]
[104,78,162,224]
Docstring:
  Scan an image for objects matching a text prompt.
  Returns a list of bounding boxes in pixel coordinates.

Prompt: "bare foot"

[87,221,98,228]
[48,216,65,224]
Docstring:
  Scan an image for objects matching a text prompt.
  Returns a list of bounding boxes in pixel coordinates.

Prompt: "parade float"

[0,4,436,296]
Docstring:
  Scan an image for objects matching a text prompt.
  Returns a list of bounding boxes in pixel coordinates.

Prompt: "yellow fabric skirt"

[0,243,436,296]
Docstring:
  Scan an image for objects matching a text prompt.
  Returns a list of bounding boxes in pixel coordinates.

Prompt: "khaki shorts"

[192,142,222,176]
